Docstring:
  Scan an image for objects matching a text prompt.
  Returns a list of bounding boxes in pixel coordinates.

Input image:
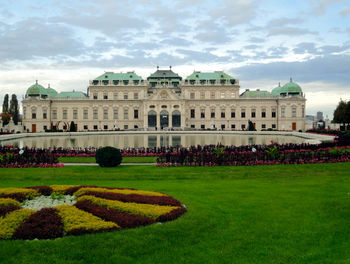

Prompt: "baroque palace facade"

[22,67,306,132]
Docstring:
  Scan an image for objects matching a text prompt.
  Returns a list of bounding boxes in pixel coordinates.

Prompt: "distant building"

[316,111,324,121]
[22,68,306,132]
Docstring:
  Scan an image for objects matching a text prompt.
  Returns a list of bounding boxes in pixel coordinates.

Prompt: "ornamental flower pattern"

[0,185,187,240]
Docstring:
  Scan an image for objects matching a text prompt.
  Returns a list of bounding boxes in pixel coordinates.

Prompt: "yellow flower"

[0,188,39,199]
[56,205,119,233]
[50,185,76,194]
[0,209,35,239]
[74,187,167,198]
[0,198,21,207]
[78,195,179,219]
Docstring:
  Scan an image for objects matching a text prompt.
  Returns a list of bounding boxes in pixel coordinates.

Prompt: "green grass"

[58,156,157,163]
[1,163,350,264]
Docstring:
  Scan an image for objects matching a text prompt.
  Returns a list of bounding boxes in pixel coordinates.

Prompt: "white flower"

[252,147,257,153]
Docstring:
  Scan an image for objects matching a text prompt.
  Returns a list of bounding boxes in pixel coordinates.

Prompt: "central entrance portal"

[160,110,169,129]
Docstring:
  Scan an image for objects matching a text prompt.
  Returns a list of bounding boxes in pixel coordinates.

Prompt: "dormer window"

[102,80,109,85]
[113,80,119,85]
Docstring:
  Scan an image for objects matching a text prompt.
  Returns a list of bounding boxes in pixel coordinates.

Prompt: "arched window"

[160,110,169,128]
[148,110,156,127]
[172,110,181,127]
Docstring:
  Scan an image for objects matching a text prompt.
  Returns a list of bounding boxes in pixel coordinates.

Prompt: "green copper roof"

[57,91,87,99]
[185,71,235,81]
[94,72,143,81]
[46,85,58,97]
[240,90,271,98]
[147,69,182,80]
[281,79,302,94]
[271,83,282,96]
[26,81,48,96]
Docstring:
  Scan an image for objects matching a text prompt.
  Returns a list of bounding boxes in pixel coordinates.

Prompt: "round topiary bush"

[95,146,122,167]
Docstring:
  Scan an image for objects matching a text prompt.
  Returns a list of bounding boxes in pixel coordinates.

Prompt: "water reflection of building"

[1,134,307,149]
[22,68,306,132]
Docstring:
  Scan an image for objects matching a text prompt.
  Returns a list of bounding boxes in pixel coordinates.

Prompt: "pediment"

[147,88,181,101]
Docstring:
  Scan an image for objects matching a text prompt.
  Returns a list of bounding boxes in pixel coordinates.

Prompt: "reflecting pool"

[0,133,308,149]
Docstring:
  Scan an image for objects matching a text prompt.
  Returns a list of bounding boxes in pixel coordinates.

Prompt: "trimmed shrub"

[95,146,122,167]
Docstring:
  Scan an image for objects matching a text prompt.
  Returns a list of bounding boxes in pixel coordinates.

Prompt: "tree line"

[1,94,19,126]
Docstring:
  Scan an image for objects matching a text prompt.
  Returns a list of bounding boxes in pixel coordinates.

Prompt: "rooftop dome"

[271,83,282,96]
[26,81,48,97]
[46,84,58,97]
[281,78,302,94]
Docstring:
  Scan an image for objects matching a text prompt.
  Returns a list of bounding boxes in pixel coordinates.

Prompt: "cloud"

[160,37,193,47]
[293,42,319,54]
[266,18,318,36]
[210,0,257,26]
[0,19,85,61]
[340,6,350,17]
[234,54,350,85]
[311,0,346,15]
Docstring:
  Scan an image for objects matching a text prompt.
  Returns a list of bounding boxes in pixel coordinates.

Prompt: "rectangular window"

[62,109,67,120]
[113,109,118,119]
[43,109,47,119]
[134,109,139,119]
[124,93,128,100]
[220,92,225,99]
[272,124,276,129]
[200,92,205,99]
[103,109,108,119]
[104,125,108,130]
[211,110,215,118]
[262,109,266,118]
[93,93,98,100]
[93,125,98,130]
[251,110,256,118]
[52,110,57,119]
[124,109,128,119]
[281,108,286,118]
[231,110,235,118]
[83,109,88,119]
[190,92,195,99]
[190,109,195,118]
[124,125,128,129]
[31,112,36,119]
[73,109,78,119]
[103,93,108,100]
[241,110,245,118]
[201,124,205,129]
[292,107,297,118]
[200,109,205,118]
[210,92,215,99]
[231,124,235,129]
[43,125,47,131]
[190,124,195,128]
[262,124,266,129]
[231,92,235,98]
[221,111,225,118]
[113,93,118,100]
[302,106,305,118]
[134,93,138,100]
[272,110,276,118]
[23,108,26,119]
[93,109,98,119]
[84,125,88,130]
[241,124,246,130]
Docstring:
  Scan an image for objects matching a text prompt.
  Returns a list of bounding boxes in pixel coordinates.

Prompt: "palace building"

[22,67,306,132]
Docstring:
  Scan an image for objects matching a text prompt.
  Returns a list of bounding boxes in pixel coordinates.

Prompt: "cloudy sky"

[0,0,349,118]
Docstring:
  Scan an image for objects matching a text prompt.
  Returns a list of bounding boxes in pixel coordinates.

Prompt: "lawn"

[0,163,350,264]
[58,156,157,163]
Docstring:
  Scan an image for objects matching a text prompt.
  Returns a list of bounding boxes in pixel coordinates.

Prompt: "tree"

[333,100,350,130]
[1,94,10,126]
[9,94,19,125]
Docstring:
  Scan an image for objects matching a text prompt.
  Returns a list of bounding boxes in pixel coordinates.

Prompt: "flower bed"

[0,185,187,240]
